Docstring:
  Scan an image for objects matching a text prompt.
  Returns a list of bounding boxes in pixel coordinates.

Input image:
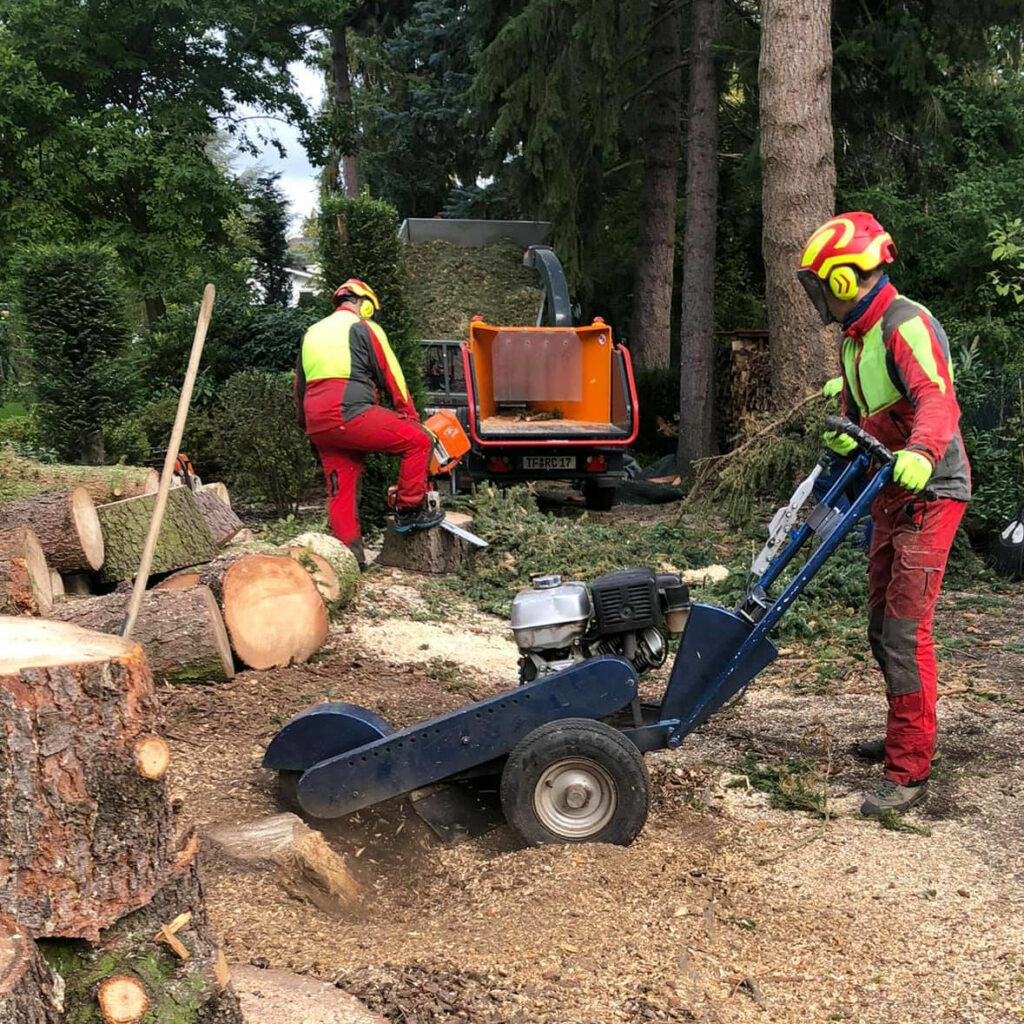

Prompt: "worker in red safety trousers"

[797,212,971,816]
[295,278,442,569]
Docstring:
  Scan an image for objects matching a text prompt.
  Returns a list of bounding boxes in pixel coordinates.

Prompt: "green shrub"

[633,368,680,459]
[208,369,320,513]
[12,244,131,463]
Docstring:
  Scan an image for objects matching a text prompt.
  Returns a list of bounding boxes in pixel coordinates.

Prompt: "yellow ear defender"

[828,265,859,301]
[358,298,375,319]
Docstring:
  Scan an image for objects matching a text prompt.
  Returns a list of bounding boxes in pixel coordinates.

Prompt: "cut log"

[0,618,175,939]
[60,571,94,596]
[135,735,171,780]
[286,531,360,608]
[286,546,340,602]
[152,569,202,591]
[199,553,328,670]
[225,527,256,545]
[0,487,103,572]
[97,976,150,1024]
[0,449,159,506]
[377,514,478,574]
[198,481,231,507]
[42,854,243,1023]
[208,813,360,914]
[97,487,217,583]
[0,527,53,616]
[0,914,63,1024]
[49,587,235,684]
[194,489,244,546]
[48,569,64,599]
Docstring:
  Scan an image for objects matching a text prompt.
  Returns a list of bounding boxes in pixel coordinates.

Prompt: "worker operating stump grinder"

[266,415,894,847]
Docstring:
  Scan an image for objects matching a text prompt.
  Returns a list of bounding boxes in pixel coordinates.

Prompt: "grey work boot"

[853,739,940,764]
[860,779,928,816]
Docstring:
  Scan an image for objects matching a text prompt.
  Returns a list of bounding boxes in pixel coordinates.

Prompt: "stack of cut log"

[0,458,360,679]
[0,618,243,1023]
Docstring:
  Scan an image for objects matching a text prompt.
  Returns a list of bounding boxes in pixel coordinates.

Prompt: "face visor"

[797,269,837,325]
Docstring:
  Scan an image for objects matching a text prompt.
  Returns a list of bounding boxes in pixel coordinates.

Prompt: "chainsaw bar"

[441,518,488,548]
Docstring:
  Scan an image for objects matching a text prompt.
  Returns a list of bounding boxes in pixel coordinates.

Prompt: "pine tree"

[248,175,291,306]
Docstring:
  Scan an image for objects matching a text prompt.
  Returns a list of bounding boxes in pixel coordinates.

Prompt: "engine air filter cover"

[590,567,659,635]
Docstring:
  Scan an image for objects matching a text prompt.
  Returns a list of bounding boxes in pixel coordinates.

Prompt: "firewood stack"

[0,619,242,1023]
[0,459,359,678]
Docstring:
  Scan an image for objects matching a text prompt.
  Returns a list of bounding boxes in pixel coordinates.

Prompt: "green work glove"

[823,430,858,456]
[893,449,933,493]
[822,376,844,400]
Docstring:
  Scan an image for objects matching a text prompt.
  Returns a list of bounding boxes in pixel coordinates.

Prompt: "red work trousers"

[866,495,965,785]
[308,406,432,559]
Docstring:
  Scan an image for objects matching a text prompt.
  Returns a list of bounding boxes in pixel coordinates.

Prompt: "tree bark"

[49,587,235,684]
[0,450,157,505]
[629,0,684,371]
[285,532,360,608]
[677,0,723,483]
[152,569,202,591]
[330,24,359,198]
[0,487,104,572]
[759,0,837,407]
[97,487,217,583]
[377,514,479,575]
[0,527,53,616]
[0,914,63,1024]
[199,553,328,670]
[194,490,244,547]
[0,619,175,940]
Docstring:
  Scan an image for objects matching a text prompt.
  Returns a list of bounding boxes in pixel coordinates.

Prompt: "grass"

[0,400,27,419]
[728,751,829,817]
[876,809,932,836]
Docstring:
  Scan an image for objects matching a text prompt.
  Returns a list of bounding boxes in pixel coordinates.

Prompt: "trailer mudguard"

[659,603,777,734]
[296,656,638,818]
[262,702,394,772]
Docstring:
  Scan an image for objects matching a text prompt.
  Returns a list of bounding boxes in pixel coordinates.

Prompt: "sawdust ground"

[162,563,1024,1024]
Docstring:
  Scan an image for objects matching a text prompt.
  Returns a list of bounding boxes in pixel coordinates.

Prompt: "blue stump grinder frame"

[265,416,897,844]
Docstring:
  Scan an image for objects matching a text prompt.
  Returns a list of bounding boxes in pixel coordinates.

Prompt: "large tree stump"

[0,914,63,1024]
[199,554,328,670]
[285,532,360,608]
[0,527,53,616]
[0,450,158,506]
[377,514,479,574]
[0,619,176,939]
[97,487,217,583]
[194,490,244,547]
[0,487,104,572]
[49,587,235,683]
[41,855,243,1024]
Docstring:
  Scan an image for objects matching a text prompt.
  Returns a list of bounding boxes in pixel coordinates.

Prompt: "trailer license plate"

[522,456,576,470]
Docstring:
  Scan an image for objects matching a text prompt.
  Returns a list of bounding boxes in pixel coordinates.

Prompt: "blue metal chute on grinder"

[263,703,394,772]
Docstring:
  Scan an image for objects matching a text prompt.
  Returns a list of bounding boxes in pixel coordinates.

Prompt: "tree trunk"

[41,856,243,1024]
[49,587,235,684]
[677,0,723,483]
[199,553,328,670]
[0,618,176,940]
[628,0,684,371]
[330,24,359,198]
[198,481,231,506]
[0,527,53,616]
[759,0,837,407]
[285,532,360,608]
[0,914,63,1024]
[0,487,104,572]
[97,487,217,583]
[377,514,479,575]
[194,490,244,547]
[0,451,158,505]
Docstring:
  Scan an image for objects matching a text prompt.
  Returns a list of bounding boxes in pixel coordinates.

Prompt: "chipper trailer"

[265,416,896,847]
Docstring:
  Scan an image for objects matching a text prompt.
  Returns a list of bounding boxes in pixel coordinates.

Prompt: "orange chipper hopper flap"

[425,409,471,475]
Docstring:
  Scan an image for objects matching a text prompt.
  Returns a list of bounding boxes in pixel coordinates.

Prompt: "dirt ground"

[162,517,1024,1024]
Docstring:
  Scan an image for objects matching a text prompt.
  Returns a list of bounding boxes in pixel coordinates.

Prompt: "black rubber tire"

[583,481,618,511]
[500,718,650,846]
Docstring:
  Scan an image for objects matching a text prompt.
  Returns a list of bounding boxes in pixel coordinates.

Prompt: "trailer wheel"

[583,481,617,510]
[501,718,649,846]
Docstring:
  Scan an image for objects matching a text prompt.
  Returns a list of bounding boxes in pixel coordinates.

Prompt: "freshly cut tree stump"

[377,513,479,574]
[97,487,217,582]
[199,553,328,670]
[286,532,360,608]
[49,587,235,683]
[198,481,231,506]
[0,450,158,506]
[152,569,202,591]
[0,487,104,572]
[0,914,63,1024]
[0,527,53,616]
[0,618,175,939]
[208,813,360,914]
[194,490,244,546]
[43,855,243,1024]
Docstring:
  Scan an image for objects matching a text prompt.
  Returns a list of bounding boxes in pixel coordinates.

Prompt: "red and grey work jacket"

[840,282,970,502]
[295,309,418,433]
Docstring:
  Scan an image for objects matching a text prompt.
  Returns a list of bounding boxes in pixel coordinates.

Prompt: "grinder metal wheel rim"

[533,756,617,838]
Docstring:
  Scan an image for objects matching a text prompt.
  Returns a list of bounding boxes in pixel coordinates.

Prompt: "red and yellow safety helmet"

[333,278,381,318]
[797,212,897,323]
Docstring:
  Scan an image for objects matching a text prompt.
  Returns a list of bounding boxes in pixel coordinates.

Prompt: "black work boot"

[393,502,444,533]
[860,778,928,816]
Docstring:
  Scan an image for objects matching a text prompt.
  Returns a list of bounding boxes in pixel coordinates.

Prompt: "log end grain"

[97,976,150,1024]
[135,736,171,780]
